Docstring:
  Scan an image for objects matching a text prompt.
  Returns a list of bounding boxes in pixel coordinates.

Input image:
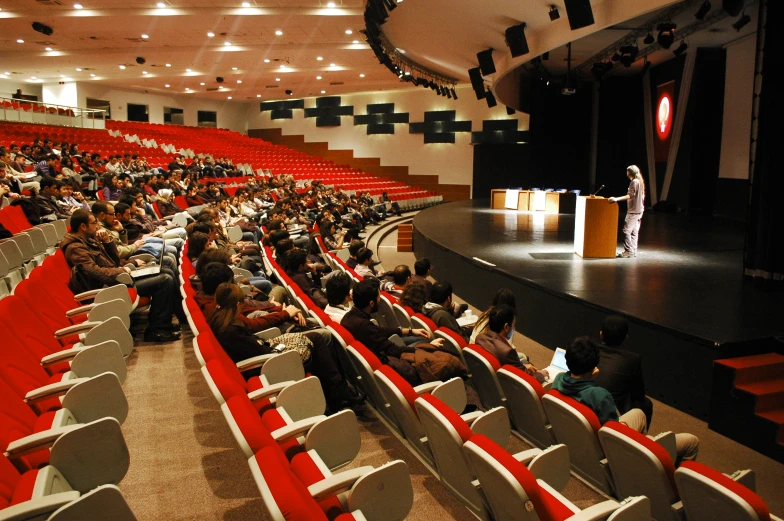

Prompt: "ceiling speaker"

[505,23,529,58]
[477,49,496,75]
[564,0,595,30]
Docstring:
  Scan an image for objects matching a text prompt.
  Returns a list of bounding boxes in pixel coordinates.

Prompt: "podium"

[574,196,618,258]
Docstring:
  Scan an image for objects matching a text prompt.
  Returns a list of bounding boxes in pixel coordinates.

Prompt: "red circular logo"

[657,93,672,140]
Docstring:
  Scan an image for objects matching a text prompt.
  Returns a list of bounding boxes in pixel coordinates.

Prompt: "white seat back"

[674,463,771,521]
[375,366,431,463]
[345,342,400,433]
[463,346,506,410]
[392,303,412,329]
[497,367,554,448]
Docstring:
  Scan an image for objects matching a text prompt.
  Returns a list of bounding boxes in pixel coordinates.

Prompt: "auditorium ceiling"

[0,0,760,102]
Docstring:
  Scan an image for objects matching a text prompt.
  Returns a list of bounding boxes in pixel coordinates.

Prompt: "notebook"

[130,245,164,279]
[542,347,569,385]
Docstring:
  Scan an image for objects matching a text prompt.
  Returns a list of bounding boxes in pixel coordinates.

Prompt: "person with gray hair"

[609,165,646,258]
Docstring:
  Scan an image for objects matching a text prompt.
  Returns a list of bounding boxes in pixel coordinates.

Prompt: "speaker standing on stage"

[608,165,645,258]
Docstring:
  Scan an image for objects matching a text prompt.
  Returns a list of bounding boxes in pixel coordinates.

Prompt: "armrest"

[564,500,620,521]
[246,381,295,402]
[66,303,98,317]
[307,466,374,502]
[512,448,543,465]
[55,321,101,338]
[270,415,327,443]
[727,469,755,491]
[650,431,676,463]
[25,378,88,403]
[460,411,483,424]
[41,346,86,366]
[255,327,283,341]
[5,425,82,458]
[236,353,277,372]
[0,491,81,521]
[73,289,103,301]
[413,382,440,395]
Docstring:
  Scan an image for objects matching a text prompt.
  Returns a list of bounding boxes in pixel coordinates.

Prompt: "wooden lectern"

[574,196,618,258]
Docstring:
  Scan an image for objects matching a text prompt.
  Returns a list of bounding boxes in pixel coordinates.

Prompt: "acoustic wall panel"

[409,110,471,144]
[354,103,409,134]
[260,99,304,111]
[304,96,354,127]
[270,109,293,120]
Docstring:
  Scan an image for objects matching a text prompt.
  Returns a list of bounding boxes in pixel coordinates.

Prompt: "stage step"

[710,353,784,461]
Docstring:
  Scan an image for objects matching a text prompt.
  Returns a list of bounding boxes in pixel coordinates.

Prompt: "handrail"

[0,96,107,129]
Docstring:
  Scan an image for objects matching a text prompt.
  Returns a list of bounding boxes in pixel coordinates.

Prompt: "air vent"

[265,85,279,88]
[125,38,146,43]
[329,81,344,85]
[36,41,56,46]
[35,0,63,5]
[206,87,221,91]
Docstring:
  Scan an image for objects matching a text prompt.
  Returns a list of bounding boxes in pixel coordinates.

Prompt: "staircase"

[710,353,784,463]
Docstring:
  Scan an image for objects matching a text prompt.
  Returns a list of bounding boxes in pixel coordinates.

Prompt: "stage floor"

[414,200,784,346]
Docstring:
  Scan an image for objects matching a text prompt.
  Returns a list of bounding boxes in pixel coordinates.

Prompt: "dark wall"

[472,144,530,199]
[523,77,593,192]
[595,76,648,201]
[649,55,686,201]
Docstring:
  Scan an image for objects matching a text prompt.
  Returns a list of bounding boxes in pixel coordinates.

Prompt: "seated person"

[320,219,347,251]
[36,177,70,220]
[470,288,516,344]
[324,272,353,322]
[380,265,411,299]
[60,209,180,342]
[553,337,699,465]
[195,248,287,306]
[196,262,302,332]
[422,280,469,342]
[341,278,449,385]
[474,305,548,383]
[345,239,364,270]
[594,315,653,427]
[285,247,329,309]
[410,258,433,300]
[209,282,363,410]
[400,281,427,314]
[353,247,377,279]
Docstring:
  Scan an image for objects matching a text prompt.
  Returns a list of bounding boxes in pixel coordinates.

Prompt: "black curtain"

[745,0,783,281]
[472,144,530,199]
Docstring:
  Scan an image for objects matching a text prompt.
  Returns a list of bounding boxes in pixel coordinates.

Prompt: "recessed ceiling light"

[156,2,165,7]
[142,71,148,74]
[397,49,406,54]
[141,34,149,39]
[236,79,242,83]
[207,32,215,37]
[75,67,82,71]
[256,94,261,97]
[232,67,237,70]
[90,73,95,77]
[74,3,83,8]
[228,96,232,99]
[186,68,191,72]
[45,47,53,51]
[16,39,24,44]
[264,58,270,63]
[219,85,224,88]
[60,74,65,78]
[31,76,36,79]
[275,30,283,36]
[241,1,250,6]
[359,73,365,77]
[345,29,352,34]
[119,64,126,69]
[165,84,170,87]
[275,77,280,81]
[316,75,322,80]
[200,82,205,85]
[321,90,326,94]
[404,71,410,75]
[352,40,359,44]
[327,2,335,7]
[165,63,171,67]
[329,63,336,67]
[316,56,323,61]
[224,42,232,46]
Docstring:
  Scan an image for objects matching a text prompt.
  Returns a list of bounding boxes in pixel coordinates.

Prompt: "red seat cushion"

[253,447,328,521]
[261,409,303,460]
[466,345,501,372]
[470,435,576,521]
[502,365,545,399]
[290,453,345,518]
[10,469,38,506]
[679,461,770,521]
[437,327,467,348]
[224,396,277,455]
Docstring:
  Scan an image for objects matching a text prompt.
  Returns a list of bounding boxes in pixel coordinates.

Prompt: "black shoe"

[144,328,182,342]
[331,385,366,407]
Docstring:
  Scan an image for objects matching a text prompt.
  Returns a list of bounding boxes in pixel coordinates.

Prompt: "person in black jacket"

[285,247,329,309]
[593,315,653,428]
[208,282,364,411]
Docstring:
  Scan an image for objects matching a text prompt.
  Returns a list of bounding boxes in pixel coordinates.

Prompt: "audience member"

[411,258,433,299]
[380,265,411,298]
[325,272,353,322]
[470,288,517,343]
[353,247,377,278]
[553,337,699,465]
[345,239,364,270]
[399,281,427,314]
[422,280,468,341]
[285,247,329,309]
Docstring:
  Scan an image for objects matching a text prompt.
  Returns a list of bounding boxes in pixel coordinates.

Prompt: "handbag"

[269,332,313,365]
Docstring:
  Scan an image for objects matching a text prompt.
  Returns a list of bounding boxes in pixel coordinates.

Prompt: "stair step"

[757,410,784,445]
[717,353,784,385]
[736,379,784,412]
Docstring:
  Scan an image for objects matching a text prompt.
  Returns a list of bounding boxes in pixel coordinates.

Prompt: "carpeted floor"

[117,217,783,520]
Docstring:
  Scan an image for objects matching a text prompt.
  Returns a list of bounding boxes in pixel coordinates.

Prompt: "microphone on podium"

[591,185,605,198]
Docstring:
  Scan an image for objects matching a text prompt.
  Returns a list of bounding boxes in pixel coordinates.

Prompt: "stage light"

[695,1,711,19]
[611,52,621,62]
[722,0,744,16]
[136,57,146,64]
[619,45,638,67]
[732,13,751,31]
[549,5,560,21]
[640,58,651,76]
[657,23,676,49]
[591,61,613,81]
[32,22,54,36]
[673,41,688,56]
[451,88,457,99]
[505,23,529,58]
[643,33,655,45]
[216,76,224,82]
[285,89,293,95]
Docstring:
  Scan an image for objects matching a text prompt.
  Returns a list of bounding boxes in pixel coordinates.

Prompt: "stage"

[413,200,784,419]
